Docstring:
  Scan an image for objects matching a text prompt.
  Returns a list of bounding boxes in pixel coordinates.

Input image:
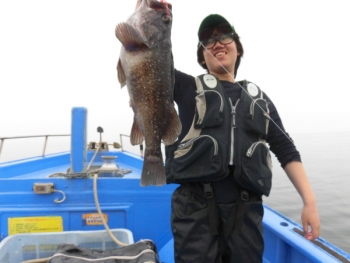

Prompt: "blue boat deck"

[1,150,350,263]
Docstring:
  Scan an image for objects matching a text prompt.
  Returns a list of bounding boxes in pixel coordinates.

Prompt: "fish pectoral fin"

[130,117,144,145]
[162,108,182,145]
[117,59,126,88]
[115,22,145,51]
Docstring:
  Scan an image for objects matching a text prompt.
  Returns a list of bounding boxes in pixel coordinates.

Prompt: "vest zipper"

[229,98,240,165]
[206,90,224,112]
[178,135,218,155]
[246,141,267,157]
[197,90,224,112]
[250,98,266,119]
[250,98,271,135]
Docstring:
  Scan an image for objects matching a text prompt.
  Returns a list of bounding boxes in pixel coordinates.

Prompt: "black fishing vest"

[233,79,272,196]
[165,74,272,196]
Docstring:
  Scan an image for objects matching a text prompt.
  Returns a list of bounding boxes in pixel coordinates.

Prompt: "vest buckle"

[240,190,250,201]
[203,183,214,199]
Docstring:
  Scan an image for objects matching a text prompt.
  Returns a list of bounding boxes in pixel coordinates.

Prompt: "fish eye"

[162,14,170,23]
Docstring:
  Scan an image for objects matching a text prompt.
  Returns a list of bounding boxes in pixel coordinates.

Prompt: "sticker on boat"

[82,213,108,226]
[8,216,63,235]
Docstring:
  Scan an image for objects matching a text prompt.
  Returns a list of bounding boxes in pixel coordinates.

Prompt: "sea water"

[1,132,349,253]
[264,131,350,253]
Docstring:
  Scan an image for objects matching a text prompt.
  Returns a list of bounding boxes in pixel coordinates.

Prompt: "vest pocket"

[166,135,227,183]
[238,141,272,196]
[245,99,269,138]
[194,90,224,128]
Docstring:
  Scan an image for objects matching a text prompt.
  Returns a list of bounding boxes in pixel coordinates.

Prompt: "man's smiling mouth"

[214,52,227,58]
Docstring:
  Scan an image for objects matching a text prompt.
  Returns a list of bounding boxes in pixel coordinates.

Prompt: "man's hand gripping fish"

[115,0,181,186]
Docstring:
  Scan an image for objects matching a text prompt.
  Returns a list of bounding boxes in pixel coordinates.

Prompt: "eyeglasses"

[201,33,234,49]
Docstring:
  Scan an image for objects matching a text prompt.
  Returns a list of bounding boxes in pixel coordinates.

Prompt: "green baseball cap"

[198,14,236,40]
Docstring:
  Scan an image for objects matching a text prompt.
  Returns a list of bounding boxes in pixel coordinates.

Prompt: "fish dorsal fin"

[115,22,145,51]
[130,116,144,145]
[162,107,182,145]
[117,58,126,88]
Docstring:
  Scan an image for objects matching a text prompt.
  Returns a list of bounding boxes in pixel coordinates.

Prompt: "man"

[167,14,320,262]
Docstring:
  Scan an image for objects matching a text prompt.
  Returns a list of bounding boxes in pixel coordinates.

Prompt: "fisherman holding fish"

[166,14,321,263]
[116,1,320,262]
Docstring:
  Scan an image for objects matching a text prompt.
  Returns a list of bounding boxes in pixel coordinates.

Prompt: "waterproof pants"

[171,185,264,263]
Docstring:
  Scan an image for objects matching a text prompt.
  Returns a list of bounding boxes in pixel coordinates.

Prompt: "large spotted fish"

[115,0,181,186]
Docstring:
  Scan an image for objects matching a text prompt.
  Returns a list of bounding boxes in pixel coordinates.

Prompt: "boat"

[0,108,349,263]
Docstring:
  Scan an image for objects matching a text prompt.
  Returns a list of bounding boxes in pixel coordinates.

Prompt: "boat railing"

[119,134,130,151]
[0,134,71,160]
[119,134,144,157]
[0,133,143,162]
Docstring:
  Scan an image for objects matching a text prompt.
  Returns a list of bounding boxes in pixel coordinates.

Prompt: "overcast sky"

[1,0,350,146]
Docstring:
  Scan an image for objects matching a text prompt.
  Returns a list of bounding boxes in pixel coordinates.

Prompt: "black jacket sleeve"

[174,69,197,142]
[264,93,302,168]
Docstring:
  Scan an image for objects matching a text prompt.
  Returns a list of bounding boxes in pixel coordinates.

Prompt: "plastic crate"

[0,229,133,263]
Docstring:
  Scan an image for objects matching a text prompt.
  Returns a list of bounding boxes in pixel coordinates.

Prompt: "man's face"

[202,28,239,78]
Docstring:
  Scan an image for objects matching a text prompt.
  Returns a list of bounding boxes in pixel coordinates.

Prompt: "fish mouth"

[147,0,172,12]
[136,0,172,11]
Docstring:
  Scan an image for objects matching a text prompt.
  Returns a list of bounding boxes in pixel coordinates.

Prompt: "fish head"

[123,0,172,49]
[115,0,174,88]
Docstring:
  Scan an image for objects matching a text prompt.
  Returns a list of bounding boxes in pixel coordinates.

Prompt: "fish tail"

[140,156,166,186]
